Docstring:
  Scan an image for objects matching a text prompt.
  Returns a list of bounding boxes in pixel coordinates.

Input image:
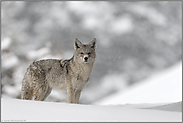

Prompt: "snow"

[128,4,167,26]
[1,37,12,51]
[100,73,127,91]
[146,102,182,112]
[2,53,19,69]
[2,85,20,98]
[1,62,181,122]
[1,98,181,122]
[26,47,50,60]
[83,16,100,30]
[110,16,133,35]
[94,62,182,105]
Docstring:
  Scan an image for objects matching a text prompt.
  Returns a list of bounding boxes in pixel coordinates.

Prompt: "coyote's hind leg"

[42,86,52,101]
[32,82,48,101]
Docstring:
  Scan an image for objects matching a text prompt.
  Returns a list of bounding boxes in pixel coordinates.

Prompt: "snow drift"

[94,62,182,105]
[1,98,181,122]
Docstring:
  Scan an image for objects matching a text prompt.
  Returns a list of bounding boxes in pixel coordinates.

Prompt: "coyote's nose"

[83,54,88,62]
[84,57,88,61]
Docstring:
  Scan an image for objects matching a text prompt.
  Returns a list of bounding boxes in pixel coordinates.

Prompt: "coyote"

[21,38,96,103]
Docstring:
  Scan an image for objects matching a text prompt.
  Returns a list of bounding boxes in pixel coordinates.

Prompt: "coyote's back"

[21,38,96,103]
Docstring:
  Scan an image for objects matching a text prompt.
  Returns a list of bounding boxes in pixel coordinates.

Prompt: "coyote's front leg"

[67,84,75,103]
[75,90,81,104]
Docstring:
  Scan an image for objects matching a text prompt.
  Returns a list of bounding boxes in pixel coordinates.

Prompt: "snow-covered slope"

[94,62,182,105]
[1,98,182,122]
[145,102,182,112]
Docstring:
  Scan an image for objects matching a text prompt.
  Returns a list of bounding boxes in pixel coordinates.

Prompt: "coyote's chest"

[47,63,92,91]
[71,65,92,90]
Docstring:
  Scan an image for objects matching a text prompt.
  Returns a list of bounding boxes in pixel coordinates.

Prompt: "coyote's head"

[74,38,96,64]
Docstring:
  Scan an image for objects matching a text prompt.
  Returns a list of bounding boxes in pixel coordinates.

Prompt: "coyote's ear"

[74,38,83,50]
[89,38,97,49]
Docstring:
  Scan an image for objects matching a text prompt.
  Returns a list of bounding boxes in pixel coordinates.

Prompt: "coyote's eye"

[88,52,91,56]
[80,52,84,55]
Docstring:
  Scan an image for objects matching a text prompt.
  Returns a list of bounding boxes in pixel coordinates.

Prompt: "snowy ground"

[1,62,182,122]
[1,98,182,122]
[94,62,182,105]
